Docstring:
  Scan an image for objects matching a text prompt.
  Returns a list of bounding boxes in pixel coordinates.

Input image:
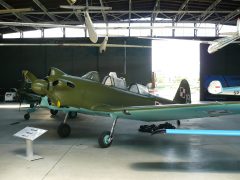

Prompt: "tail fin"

[22,70,37,82]
[173,79,191,104]
[208,80,223,94]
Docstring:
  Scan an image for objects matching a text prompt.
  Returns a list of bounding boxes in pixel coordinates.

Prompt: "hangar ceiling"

[0,0,240,34]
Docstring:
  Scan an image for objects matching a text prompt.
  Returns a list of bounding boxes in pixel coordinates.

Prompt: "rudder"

[173,79,191,104]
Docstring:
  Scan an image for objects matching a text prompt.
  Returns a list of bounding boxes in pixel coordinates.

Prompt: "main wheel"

[69,111,77,119]
[24,113,30,120]
[57,123,71,138]
[50,109,58,116]
[98,131,112,148]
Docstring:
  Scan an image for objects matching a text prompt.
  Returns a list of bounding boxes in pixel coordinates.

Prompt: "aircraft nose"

[32,79,48,95]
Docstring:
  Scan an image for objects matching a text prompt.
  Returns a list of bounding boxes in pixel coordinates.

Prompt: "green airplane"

[23,68,240,148]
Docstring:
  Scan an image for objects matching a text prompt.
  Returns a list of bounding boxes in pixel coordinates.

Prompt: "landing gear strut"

[57,113,71,138]
[98,115,118,148]
[23,104,38,120]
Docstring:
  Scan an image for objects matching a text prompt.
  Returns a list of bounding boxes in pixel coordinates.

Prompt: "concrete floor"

[1,105,240,180]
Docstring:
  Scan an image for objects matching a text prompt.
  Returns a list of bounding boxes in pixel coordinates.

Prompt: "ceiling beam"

[0,0,32,32]
[221,8,240,24]
[33,0,58,23]
[128,0,131,36]
[129,0,131,23]
[199,0,222,22]
[5,10,233,16]
[152,0,160,22]
[0,0,33,22]
[99,0,108,23]
[174,0,190,22]
[74,11,84,24]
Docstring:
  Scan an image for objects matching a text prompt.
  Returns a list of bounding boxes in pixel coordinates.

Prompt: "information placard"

[14,127,47,141]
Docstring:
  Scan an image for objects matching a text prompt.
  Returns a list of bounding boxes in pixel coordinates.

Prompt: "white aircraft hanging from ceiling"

[60,0,112,43]
[207,19,240,54]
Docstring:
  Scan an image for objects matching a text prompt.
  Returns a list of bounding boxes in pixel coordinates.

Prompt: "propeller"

[31,68,75,107]
[17,73,34,111]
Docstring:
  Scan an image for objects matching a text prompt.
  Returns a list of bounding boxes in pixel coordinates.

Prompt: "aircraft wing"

[37,97,240,123]
[108,102,240,122]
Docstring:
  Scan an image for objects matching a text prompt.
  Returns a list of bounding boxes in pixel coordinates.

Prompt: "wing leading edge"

[109,102,240,122]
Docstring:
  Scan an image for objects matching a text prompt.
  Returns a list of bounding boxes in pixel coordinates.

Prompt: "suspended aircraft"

[22,67,240,148]
[207,19,240,54]
[208,80,240,96]
[0,2,215,52]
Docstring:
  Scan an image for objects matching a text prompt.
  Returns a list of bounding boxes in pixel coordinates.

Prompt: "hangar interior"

[1,0,240,180]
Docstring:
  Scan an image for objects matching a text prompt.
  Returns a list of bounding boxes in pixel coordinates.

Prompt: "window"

[3,32,20,39]
[44,28,63,38]
[196,23,215,37]
[23,30,41,38]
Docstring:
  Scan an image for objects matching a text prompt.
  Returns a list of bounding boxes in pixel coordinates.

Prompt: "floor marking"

[41,144,75,180]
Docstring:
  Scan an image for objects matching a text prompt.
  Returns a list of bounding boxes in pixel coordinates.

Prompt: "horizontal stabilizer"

[158,129,240,136]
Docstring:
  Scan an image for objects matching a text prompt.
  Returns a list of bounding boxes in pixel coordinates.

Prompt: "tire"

[24,113,30,120]
[98,131,112,148]
[50,109,58,116]
[57,123,71,138]
[69,111,77,119]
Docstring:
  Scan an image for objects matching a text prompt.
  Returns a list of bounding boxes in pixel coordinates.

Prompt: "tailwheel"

[57,123,71,138]
[24,113,30,120]
[98,131,112,148]
[50,109,58,116]
[69,111,77,119]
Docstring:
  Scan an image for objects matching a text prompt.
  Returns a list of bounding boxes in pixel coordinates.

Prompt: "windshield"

[81,71,100,82]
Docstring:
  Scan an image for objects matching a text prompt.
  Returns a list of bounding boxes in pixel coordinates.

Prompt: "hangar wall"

[0,37,152,88]
[200,43,240,101]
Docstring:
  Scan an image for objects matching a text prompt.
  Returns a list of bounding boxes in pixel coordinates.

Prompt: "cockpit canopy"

[102,72,127,89]
[81,71,100,82]
[129,83,150,96]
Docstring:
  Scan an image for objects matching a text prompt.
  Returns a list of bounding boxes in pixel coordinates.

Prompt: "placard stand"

[14,127,47,161]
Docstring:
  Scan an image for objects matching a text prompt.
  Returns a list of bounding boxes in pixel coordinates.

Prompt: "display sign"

[14,127,47,141]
